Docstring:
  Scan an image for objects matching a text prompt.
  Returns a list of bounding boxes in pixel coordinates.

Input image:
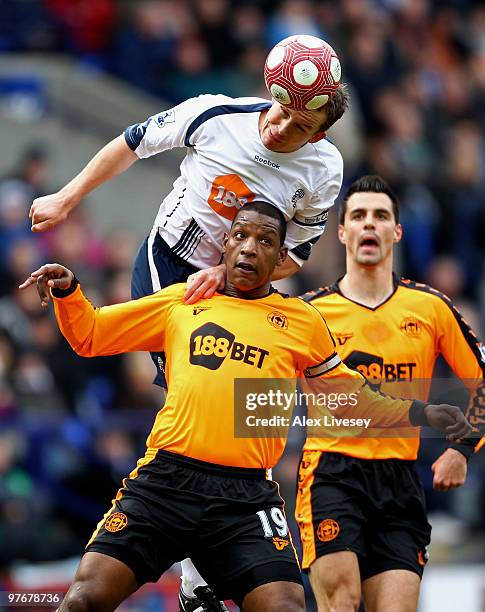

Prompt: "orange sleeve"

[434,296,485,455]
[435,296,484,382]
[52,283,180,357]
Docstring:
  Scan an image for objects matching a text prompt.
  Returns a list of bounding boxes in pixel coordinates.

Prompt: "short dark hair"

[339,175,400,224]
[232,201,287,246]
[320,82,350,132]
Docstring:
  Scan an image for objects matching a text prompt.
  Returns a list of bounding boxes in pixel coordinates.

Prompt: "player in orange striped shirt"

[20,202,471,612]
[297,176,483,612]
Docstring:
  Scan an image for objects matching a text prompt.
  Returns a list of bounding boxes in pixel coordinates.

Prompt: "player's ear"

[277,246,288,266]
[338,224,346,244]
[222,232,229,252]
[394,224,403,243]
[308,131,326,143]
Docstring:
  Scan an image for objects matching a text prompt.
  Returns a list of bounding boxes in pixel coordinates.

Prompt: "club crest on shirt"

[400,316,421,337]
[267,311,288,330]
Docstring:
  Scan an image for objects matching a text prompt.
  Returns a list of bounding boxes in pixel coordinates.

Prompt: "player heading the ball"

[264,35,341,111]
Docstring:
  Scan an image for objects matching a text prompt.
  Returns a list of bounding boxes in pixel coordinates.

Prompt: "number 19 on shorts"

[256,508,288,537]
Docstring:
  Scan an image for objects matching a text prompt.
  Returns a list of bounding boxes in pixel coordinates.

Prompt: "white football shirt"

[124,94,343,271]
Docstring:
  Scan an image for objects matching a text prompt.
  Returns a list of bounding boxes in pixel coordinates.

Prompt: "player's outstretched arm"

[20,264,172,356]
[302,309,473,440]
[433,293,484,460]
[347,381,471,440]
[303,354,473,440]
[30,135,138,232]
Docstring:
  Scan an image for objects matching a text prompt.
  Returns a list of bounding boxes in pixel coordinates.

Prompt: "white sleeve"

[286,147,343,266]
[123,94,231,159]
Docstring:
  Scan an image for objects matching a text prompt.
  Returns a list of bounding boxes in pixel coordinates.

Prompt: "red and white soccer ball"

[264,35,341,111]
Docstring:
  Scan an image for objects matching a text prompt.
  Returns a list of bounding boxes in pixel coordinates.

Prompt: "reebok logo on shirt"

[254,155,280,170]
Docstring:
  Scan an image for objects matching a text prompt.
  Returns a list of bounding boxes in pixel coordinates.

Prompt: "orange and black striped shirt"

[302,276,484,460]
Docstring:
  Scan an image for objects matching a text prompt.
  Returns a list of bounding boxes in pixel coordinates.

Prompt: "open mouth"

[360,237,379,248]
[236,261,257,273]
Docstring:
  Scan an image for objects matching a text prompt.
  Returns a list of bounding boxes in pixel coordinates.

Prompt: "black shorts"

[131,231,198,388]
[296,451,431,580]
[86,450,301,603]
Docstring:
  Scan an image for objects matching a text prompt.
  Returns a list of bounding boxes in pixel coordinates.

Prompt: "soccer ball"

[264,35,341,111]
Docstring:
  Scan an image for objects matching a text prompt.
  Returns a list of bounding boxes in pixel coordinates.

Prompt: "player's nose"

[240,236,258,254]
[278,118,293,136]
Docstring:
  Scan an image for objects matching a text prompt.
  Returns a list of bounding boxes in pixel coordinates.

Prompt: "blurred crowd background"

[0,0,484,609]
